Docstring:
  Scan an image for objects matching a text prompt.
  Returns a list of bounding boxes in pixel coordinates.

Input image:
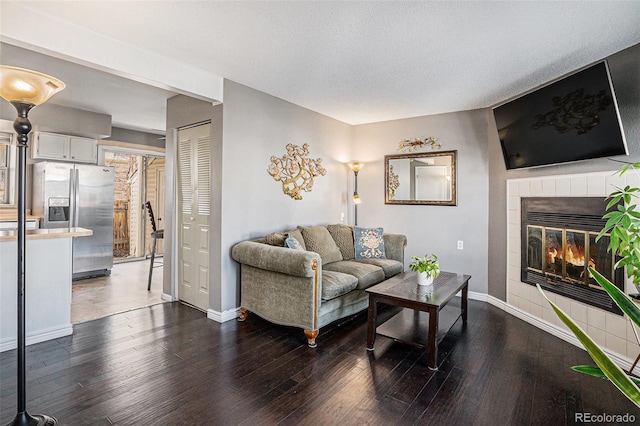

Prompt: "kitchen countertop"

[0,227,92,242]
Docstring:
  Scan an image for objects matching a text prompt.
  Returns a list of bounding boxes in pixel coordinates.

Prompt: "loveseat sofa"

[231,224,407,347]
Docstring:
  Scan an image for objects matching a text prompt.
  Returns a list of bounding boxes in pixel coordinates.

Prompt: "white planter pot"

[418,272,434,286]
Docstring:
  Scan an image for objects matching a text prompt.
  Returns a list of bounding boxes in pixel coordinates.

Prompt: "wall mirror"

[385,150,457,206]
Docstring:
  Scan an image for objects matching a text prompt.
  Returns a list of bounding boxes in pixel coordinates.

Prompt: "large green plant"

[537,163,640,408]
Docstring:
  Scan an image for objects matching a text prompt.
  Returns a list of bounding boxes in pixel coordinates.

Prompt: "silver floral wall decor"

[268,143,326,200]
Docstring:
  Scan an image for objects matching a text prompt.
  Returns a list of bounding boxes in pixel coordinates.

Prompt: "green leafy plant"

[538,163,640,408]
[409,254,440,277]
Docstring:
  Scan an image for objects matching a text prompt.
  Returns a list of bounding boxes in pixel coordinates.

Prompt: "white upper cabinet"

[31,132,97,164]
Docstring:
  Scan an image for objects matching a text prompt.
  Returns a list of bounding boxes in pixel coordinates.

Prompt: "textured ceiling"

[4,1,640,130]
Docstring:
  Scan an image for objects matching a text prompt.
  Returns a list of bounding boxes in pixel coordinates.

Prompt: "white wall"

[219,80,352,313]
[352,110,490,294]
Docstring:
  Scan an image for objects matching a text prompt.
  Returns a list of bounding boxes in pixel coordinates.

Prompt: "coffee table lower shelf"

[375,297,463,350]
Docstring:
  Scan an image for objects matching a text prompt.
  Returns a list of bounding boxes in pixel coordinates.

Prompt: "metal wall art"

[268,143,326,200]
[398,137,442,152]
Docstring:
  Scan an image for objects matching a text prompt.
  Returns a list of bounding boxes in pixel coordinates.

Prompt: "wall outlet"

[341,212,345,223]
[457,240,464,250]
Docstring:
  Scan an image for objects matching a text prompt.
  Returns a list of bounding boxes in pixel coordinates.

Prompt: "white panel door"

[177,123,211,311]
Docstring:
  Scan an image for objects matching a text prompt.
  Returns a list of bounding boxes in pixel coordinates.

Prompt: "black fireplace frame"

[521,197,624,315]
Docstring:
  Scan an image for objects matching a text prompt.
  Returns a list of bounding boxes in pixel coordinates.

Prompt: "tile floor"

[71,258,166,323]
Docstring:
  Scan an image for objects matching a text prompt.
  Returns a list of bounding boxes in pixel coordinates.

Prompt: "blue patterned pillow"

[354,227,386,259]
[285,233,304,250]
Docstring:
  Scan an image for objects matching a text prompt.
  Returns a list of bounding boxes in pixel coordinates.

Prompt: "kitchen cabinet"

[31,132,97,164]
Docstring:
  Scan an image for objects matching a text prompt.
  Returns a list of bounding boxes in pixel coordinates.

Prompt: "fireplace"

[521,197,624,315]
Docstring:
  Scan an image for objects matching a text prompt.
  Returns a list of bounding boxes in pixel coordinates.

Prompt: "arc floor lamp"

[348,162,364,226]
[0,66,66,426]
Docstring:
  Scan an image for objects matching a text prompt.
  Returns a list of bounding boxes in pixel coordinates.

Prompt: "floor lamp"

[0,66,65,426]
[348,162,364,226]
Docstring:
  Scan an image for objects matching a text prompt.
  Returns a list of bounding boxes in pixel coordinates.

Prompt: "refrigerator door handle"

[69,168,75,227]
[74,168,80,228]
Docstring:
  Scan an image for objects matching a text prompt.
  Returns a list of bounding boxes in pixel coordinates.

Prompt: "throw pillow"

[284,233,304,250]
[327,224,355,260]
[354,226,386,259]
[287,228,306,250]
[298,225,343,264]
[264,232,288,246]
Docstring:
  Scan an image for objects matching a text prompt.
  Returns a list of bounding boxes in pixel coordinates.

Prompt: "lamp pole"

[1,66,65,426]
[354,169,359,226]
[348,162,364,226]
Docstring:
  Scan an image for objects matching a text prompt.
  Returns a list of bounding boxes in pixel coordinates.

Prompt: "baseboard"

[0,324,73,353]
[494,299,633,371]
[468,291,487,302]
[487,294,507,310]
[207,307,240,323]
[161,292,175,302]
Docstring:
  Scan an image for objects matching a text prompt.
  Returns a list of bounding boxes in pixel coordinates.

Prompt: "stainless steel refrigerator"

[32,161,114,279]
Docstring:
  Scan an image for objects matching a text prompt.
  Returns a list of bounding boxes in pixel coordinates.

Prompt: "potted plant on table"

[409,254,440,286]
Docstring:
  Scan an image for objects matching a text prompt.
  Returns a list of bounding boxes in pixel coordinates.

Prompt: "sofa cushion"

[354,226,386,259]
[299,225,343,264]
[355,258,403,278]
[321,270,358,301]
[285,233,304,250]
[327,224,355,260]
[323,260,385,290]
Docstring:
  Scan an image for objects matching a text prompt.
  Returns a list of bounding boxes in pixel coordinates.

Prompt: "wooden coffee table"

[366,271,470,370]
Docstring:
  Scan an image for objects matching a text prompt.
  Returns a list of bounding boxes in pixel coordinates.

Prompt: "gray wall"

[487,43,640,301]
[352,110,490,294]
[219,80,352,313]
[105,127,166,149]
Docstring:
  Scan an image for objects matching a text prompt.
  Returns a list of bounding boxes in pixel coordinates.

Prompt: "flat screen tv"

[493,61,628,170]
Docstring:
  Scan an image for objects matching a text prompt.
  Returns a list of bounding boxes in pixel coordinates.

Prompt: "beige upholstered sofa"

[231,224,407,347]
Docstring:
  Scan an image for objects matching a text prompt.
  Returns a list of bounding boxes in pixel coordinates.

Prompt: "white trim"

[161,292,175,302]
[487,294,507,310]
[0,324,73,353]
[468,291,487,302]
[207,308,240,323]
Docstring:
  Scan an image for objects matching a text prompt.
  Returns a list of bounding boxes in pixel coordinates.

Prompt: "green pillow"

[298,225,343,264]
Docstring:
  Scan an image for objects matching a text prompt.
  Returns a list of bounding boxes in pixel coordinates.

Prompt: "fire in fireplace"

[521,197,624,315]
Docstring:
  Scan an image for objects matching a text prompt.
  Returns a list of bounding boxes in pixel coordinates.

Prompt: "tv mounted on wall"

[493,61,628,170]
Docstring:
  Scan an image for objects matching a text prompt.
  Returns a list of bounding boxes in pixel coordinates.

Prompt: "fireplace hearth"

[521,197,624,315]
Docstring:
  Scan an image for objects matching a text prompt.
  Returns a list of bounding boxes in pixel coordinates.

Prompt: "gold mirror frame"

[384,150,457,206]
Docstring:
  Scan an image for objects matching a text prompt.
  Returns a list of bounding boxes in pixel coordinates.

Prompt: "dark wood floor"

[1,299,639,425]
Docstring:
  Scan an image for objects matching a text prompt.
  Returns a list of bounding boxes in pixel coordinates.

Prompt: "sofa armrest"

[384,233,407,263]
[231,240,321,277]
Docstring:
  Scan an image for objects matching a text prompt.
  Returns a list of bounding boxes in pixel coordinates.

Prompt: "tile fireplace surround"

[506,171,640,368]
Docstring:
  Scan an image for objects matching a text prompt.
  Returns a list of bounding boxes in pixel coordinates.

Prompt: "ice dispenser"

[48,197,69,222]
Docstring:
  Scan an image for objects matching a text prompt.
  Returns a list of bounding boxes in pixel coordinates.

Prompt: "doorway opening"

[71,146,166,324]
[103,151,165,262]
